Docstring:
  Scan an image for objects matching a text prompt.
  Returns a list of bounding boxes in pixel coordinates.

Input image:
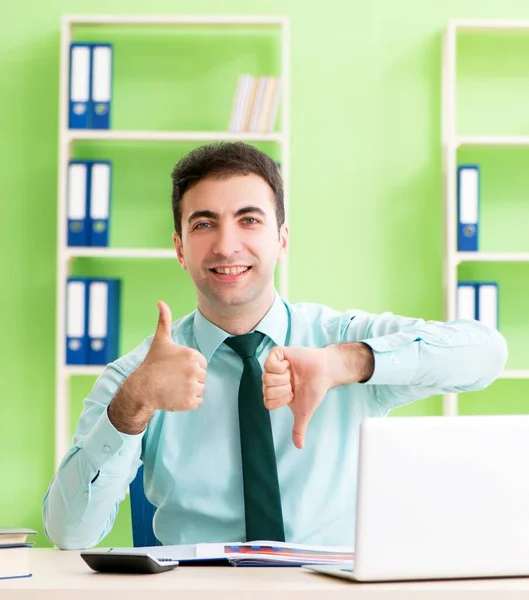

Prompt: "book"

[68,43,91,129]
[248,76,268,132]
[0,528,37,546]
[67,160,89,246]
[235,75,254,132]
[266,76,283,132]
[258,76,278,132]
[0,546,33,580]
[90,44,113,129]
[457,282,476,321]
[477,282,499,330]
[66,277,89,365]
[228,75,245,132]
[87,278,121,365]
[0,529,37,580]
[456,281,499,330]
[457,164,479,251]
[88,161,112,247]
[83,540,354,567]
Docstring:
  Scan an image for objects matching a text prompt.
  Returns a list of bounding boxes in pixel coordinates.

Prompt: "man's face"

[173,173,288,310]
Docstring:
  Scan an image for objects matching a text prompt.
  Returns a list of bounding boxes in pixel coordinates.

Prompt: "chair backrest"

[129,464,162,547]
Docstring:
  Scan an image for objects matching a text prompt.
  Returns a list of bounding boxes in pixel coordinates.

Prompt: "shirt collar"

[193,291,288,362]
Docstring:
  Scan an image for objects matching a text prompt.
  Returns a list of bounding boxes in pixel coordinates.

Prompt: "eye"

[193,222,211,230]
[242,217,259,225]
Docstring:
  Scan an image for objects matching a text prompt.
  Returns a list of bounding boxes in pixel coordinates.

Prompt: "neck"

[197,288,275,335]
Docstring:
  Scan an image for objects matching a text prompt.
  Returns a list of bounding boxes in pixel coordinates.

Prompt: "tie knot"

[224,331,265,359]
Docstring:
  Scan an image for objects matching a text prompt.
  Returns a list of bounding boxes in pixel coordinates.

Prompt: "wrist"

[324,342,375,387]
[108,368,154,435]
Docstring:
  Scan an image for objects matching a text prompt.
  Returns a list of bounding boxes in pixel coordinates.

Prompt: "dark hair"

[171,141,284,236]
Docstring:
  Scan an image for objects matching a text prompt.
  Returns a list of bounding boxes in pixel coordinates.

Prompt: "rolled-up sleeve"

[42,362,144,550]
[341,311,508,410]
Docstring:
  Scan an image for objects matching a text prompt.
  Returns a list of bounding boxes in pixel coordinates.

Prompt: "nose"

[212,222,243,258]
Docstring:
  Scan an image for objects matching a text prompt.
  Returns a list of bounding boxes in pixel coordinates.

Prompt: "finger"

[263,383,293,402]
[195,382,206,398]
[262,370,291,387]
[195,367,207,384]
[195,351,208,370]
[153,301,173,342]
[264,347,289,374]
[265,391,294,410]
[175,396,202,411]
[189,360,207,383]
[189,396,203,410]
[291,408,312,450]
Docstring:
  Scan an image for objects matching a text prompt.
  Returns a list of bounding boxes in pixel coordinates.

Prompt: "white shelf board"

[456,135,529,147]
[500,370,529,379]
[451,19,529,32]
[64,15,288,26]
[66,247,175,260]
[66,365,105,377]
[66,130,284,144]
[457,252,529,264]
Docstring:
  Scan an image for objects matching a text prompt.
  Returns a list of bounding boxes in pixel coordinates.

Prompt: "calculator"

[81,551,179,574]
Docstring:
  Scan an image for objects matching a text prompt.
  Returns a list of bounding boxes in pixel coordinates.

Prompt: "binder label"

[66,281,86,340]
[89,281,109,339]
[70,46,90,104]
[459,168,479,224]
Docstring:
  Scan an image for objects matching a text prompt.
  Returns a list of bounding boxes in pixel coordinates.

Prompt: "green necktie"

[224,332,286,542]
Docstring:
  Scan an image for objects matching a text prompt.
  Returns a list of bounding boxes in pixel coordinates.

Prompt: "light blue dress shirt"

[42,292,507,550]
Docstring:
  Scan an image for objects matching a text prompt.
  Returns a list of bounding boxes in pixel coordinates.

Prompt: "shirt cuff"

[81,407,144,473]
[361,337,420,385]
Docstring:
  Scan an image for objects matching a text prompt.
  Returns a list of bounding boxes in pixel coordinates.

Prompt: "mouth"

[209,266,252,282]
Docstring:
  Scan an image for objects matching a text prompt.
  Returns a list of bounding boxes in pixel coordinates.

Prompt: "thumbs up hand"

[262,347,335,450]
[109,301,208,435]
[139,301,208,412]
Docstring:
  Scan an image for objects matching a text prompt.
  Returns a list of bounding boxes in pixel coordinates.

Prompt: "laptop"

[304,414,529,582]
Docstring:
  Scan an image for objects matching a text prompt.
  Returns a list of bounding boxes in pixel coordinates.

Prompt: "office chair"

[129,464,162,547]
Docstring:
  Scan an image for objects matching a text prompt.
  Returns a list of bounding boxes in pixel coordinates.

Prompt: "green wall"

[2,0,529,548]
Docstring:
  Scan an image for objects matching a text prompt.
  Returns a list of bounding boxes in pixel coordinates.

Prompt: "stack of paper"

[220,541,354,566]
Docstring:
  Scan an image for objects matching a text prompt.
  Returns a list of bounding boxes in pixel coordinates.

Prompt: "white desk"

[2,549,529,599]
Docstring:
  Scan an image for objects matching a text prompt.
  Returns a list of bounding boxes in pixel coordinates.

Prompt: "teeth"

[214,267,249,275]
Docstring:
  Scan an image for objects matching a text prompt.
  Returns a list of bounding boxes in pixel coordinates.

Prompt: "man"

[43,142,507,550]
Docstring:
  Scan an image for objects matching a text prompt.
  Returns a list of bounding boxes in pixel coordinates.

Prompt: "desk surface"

[3,549,529,599]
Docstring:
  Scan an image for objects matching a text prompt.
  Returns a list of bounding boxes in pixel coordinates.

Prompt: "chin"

[203,286,262,309]
[214,291,256,307]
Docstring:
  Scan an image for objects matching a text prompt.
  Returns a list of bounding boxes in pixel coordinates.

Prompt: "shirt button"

[83,491,89,499]
[103,444,111,453]
[392,357,400,364]
[119,450,124,457]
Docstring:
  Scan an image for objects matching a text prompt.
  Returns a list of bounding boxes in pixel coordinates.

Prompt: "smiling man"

[43,142,508,550]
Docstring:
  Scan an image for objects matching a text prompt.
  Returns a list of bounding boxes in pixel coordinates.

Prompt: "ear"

[277,223,289,262]
[173,232,187,270]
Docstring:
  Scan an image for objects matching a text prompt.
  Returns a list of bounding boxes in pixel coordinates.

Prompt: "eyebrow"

[187,206,267,224]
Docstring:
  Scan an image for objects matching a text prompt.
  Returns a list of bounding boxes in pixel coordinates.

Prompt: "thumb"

[292,408,310,450]
[291,393,313,450]
[153,301,173,343]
